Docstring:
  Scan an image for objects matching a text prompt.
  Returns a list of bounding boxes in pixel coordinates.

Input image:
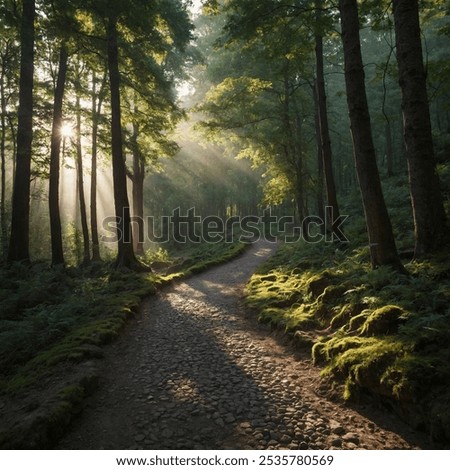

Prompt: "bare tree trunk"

[48,44,68,266]
[7,0,35,263]
[0,62,7,259]
[75,93,90,265]
[107,15,142,269]
[90,69,106,262]
[339,0,403,270]
[131,121,145,256]
[315,2,342,239]
[393,0,448,256]
[313,81,325,229]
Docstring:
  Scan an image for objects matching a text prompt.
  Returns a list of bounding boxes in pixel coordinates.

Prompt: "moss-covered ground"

[245,170,450,443]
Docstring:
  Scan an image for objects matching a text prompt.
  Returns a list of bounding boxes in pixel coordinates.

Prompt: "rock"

[299,441,309,450]
[280,434,292,444]
[134,434,145,442]
[332,426,346,436]
[342,433,360,445]
[331,438,342,447]
[345,442,358,450]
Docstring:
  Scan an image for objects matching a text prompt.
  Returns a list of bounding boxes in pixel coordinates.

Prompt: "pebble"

[343,433,360,445]
[332,426,346,436]
[331,438,342,447]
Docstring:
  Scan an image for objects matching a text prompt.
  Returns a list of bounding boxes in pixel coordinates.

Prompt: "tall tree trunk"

[339,0,403,270]
[48,44,68,266]
[7,0,35,263]
[393,0,448,256]
[107,15,140,269]
[282,64,305,228]
[75,93,90,265]
[313,81,325,229]
[131,121,145,256]
[90,69,106,262]
[0,63,7,259]
[315,2,342,239]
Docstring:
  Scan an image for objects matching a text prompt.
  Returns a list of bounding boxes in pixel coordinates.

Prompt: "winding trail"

[57,241,426,450]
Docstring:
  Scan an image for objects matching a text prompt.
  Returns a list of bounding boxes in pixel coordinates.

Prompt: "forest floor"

[56,241,428,450]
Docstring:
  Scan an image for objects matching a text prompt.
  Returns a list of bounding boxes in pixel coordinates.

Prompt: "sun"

[60,122,74,138]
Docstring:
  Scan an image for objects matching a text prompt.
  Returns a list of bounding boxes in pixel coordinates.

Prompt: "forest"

[1,0,450,450]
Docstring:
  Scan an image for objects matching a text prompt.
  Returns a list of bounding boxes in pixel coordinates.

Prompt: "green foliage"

[0,263,156,389]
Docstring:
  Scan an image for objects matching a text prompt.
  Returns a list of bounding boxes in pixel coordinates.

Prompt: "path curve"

[57,241,426,450]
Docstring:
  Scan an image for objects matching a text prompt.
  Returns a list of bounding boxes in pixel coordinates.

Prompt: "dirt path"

[57,241,428,450]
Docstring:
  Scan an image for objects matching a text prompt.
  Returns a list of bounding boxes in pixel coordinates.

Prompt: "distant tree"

[74,74,90,265]
[89,68,107,262]
[314,1,342,238]
[0,27,18,259]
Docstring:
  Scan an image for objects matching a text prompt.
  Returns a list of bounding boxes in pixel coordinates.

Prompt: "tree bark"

[75,93,90,265]
[313,81,325,231]
[315,2,342,239]
[1,58,7,259]
[131,121,145,256]
[393,0,448,256]
[90,69,106,262]
[48,44,68,266]
[107,15,141,269]
[339,0,403,270]
[7,0,35,263]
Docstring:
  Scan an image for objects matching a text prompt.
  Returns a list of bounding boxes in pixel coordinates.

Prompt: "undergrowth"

[245,171,450,443]
[0,240,246,396]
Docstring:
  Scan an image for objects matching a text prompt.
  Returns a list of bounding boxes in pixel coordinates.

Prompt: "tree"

[338,0,403,270]
[392,0,448,256]
[7,0,35,263]
[74,79,90,265]
[90,68,107,262]
[315,1,342,239]
[48,44,68,266]
[0,29,18,259]
[77,0,193,268]
[106,14,138,268]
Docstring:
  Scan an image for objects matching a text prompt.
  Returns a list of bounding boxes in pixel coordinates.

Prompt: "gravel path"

[57,241,426,450]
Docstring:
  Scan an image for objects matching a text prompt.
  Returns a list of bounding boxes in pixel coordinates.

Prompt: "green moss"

[323,338,407,399]
[360,305,408,336]
[347,310,370,332]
